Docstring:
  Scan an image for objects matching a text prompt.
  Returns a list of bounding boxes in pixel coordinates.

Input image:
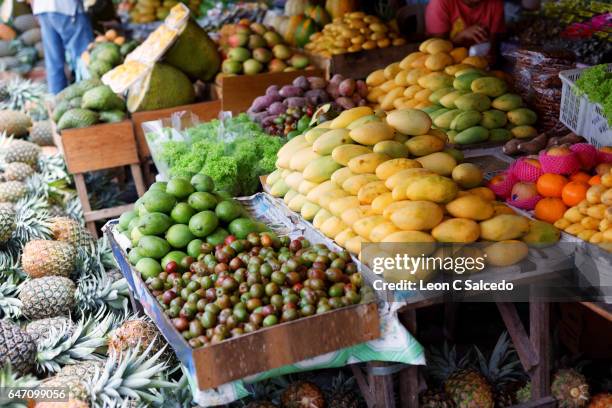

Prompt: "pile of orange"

[534,172,598,223]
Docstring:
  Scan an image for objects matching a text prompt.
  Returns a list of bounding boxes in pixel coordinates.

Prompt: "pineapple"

[420,389,456,408]
[328,371,366,408]
[75,268,129,315]
[588,393,612,408]
[22,240,77,278]
[0,364,40,407]
[3,162,34,181]
[0,204,15,243]
[18,276,76,319]
[29,120,54,146]
[516,382,531,404]
[25,316,75,344]
[0,78,46,113]
[35,399,90,408]
[107,319,165,357]
[87,341,173,406]
[552,369,590,408]
[4,140,41,165]
[0,110,32,137]
[0,181,27,202]
[40,374,89,401]
[0,276,21,319]
[0,319,36,375]
[58,360,105,382]
[50,217,95,248]
[281,381,326,408]
[427,343,494,408]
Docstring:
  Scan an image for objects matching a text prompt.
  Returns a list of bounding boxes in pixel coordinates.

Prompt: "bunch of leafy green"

[575,64,612,126]
[158,114,284,196]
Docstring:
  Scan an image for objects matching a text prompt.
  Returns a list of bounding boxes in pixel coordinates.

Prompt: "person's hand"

[454,25,489,45]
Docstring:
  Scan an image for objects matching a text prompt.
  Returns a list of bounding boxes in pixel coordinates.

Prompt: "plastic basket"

[559,68,589,134]
[559,64,612,147]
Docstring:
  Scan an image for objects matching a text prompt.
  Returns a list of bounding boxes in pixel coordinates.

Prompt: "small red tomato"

[224,235,237,245]
[165,261,178,274]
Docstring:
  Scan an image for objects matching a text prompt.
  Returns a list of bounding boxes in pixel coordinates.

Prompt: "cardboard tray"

[104,194,381,390]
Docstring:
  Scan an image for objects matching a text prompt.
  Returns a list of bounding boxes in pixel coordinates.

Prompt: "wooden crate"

[107,223,381,390]
[308,43,419,79]
[131,100,222,159]
[219,69,324,115]
[57,120,146,235]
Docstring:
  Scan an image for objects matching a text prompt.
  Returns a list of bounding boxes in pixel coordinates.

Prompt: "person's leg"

[64,12,94,75]
[37,13,68,94]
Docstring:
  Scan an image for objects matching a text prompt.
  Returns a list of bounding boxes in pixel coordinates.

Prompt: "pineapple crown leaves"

[474,331,526,389]
[0,245,26,278]
[155,371,195,408]
[0,77,47,113]
[0,363,41,408]
[426,341,475,384]
[87,340,176,408]
[0,275,23,319]
[75,265,130,316]
[11,191,51,244]
[36,310,117,375]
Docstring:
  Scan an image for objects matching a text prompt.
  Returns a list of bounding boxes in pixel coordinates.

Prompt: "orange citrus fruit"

[588,174,601,185]
[536,173,568,198]
[569,172,591,183]
[535,197,567,223]
[561,181,589,206]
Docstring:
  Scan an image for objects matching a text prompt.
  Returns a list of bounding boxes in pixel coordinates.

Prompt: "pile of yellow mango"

[265,107,558,267]
[365,38,489,111]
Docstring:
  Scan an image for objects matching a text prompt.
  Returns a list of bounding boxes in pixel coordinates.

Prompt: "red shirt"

[425,0,506,40]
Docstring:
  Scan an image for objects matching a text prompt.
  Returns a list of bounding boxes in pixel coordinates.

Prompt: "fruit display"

[152,113,283,196]
[0,109,32,137]
[265,106,557,268]
[218,21,310,77]
[0,12,43,75]
[489,143,612,250]
[118,174,367,347]
[120,0,203,23]
[305,11,405,57]
[271,3,331,48]
[247,74,368,137]
[366,38,489,111]
[51,79,128,130]
[81,30,139,79]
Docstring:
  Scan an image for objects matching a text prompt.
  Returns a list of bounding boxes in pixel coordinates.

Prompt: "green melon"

[127,63,195,113]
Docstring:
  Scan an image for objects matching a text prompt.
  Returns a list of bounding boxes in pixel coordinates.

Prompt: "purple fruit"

[326,83,340,99]
[339,79,356,97]
[262,115,277,126]
[286,97,306,108]
[292,76,310,90]
[330,74,344,84]
[279,85,303,98]
[356,80,368,98]
[304,89,330,105]
[307,76,326,90]
[250,96,271,112]
[268,101,286,115]
[336,97,355,110]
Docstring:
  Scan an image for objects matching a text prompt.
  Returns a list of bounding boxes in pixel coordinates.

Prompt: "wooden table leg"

[368,362,396,408]
[398,309,419,408]
[530,302,551,399]
[74,173,97,237]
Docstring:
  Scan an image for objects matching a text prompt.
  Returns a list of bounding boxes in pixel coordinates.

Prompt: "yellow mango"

[345,235,368,254]
[320,216,348,239]
[298,179,318,195]
[285,172,304,190]
[319,189,348,210]
[554,218,572,230]
[600,218,610,232]
[277,135,308,158]
[405,174,459,203]
[348,153,391,174]
[332,145,372,166]
[577,229,598,241]
[564,207,584,223]
[367,88,385,103]
[479,214,530,241]
[418,39,436,53]
[565,223,585,235]
[400,51,426,69]
[414,88,433,102]
[404,84,422,98]
[462,56,488,69]
[450,47,468,63]
[385,168,430,190]
[405,135,445,156]
[350,122,395,145]
[330,167,356,187]
[353,215,386,240]
[384,62,401,79]
[341,207,365,226]
[426,39,453,54]
[417,72,453,91]
[390,201,444,231]
[371,192,394,214]
[271,179,290,197]
[380,79,400,93]
[386,109,432,136]
[312,209,333,229]
[395,70,410,86]
[330,107,374,129]
[446,195,494,220]
[335,228,357,248]
[369,222,400,242]
[306,181,337,204]
[432,218,480,243]
[416,152,457,176]
[304,127,329,144]
[366,69,386,86]
[329,196,360,217]
[590,232,604,243]
[313,129,352,156]
[586,185,606,204]
[382,200,412,219]
[380,87,406,111]
[300,201,321,221]
[265,169,282,186]
[283,189,298,204]
[375,158,422,180]
[410,54,428,68]
[288,194,308,212]
[342,174,379,195]
[484,240,529,266]
[444,63,471,76]
[406,68,430,85]
[358,181,390,204]
[425,52,453,71]
[581,216,600,230]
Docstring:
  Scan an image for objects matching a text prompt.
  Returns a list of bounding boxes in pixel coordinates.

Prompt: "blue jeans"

[38,12,94,94]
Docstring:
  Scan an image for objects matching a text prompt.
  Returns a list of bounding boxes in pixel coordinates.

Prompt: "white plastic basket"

[559,68,589,134]
[559,64,612,147]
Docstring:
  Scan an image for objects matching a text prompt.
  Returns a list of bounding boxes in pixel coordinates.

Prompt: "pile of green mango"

[422,70,537,145]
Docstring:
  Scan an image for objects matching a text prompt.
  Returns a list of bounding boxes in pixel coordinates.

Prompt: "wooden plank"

[220,69,323,115]
[351,365,376,408]
[130,163,147,197]
[368,362,396,408]
[131,100,222,159]
[530,302,550,400]
[74,173,97,237]
[398,309,419,408]
[316,43,419,79]
[496,302,539,371]
[60,121,139,173]
[191,302,380,389]
[580,301,612,322]
[84,203,135,222]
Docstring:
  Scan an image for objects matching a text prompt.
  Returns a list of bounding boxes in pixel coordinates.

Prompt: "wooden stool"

[57,120,146,236]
